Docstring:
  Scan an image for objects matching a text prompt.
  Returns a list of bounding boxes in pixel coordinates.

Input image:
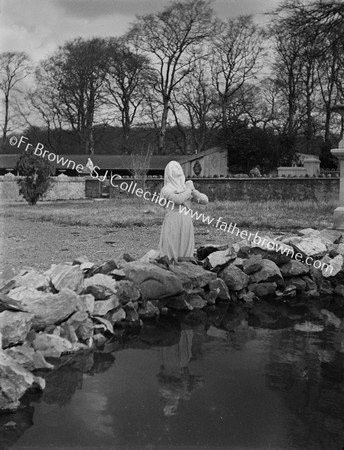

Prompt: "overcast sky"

[0,0,282,61]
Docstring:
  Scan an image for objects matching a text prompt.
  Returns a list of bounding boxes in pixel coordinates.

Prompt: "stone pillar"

[303,156,320,176]
[331,148,344,229]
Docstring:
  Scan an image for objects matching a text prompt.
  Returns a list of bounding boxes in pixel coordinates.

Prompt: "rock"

[203,247,236,271]
[320,309,341,328]
[319,279,334,295]
[114,280,141,305]
[304,289,320,298]
[72,255,89,265]
[0,311,34,348]
[219,265,249,291]
[298,228,320,237]
[60,323,78,344]
[0,350,45,411]
[208,279,231,302]
[92,333,107,347]
[47,263,84,294]
[86,260,119,277]
[279,260,309,277]
[249,282,277,298]
[251,236,294,264]
[110,308,126,323]
[67,312,93,343]
[83,274,117,299]
[286,277,306,292]
[108,269,126,280]
[206,325,228,339]
[334,285,344,296]
[232,257,244,268]
[123,302,140,322]
[138,301,160,319]
[196,244,229,260]
[242,291,255,303]
[32,333,82,358]
[76,294,95,315]
[283,285,297,297]
[322,254,343,278]
[236,240,251,258]
[169,262,217,289]
[12,288,78,331]
[243,255,263,274]
[335,243,344,256]
[186,294,207,309]
[292,237,327,258]
[123,262,183,300]
[302,275,317,291]
[249,260,283,284]
[166,294,193,311]
[5,345,53,371]
[93,296,119,316]
[93,316,114,334]
[13,269,50,291]
[80,262,95,271]
[320,229,343,244]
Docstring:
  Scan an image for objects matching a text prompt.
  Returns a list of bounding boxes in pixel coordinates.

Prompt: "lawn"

[1,195,335,231]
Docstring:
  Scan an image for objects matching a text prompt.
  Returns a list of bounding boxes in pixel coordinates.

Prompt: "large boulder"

[0,350,45,411]
[279,260,309,277]
[243,255,263,274]
[169,262,217,290]
[13,269,50,291]
[290,237,327,258]
[8,288,78,331]
[0,311,34,348]
[248,282,277,298]
[196,244,229,260]
[32,333,84,358]
[93,296,119,316]
[219,265,249,291]
[321,254,343,278]
[123,262,183,300]
[203,247,236,271]
[83,274,117,299]
[250,236,293,265]
[208,278,231,302]
[5,345,53,371]
[114,280,141,305]
[249,260,283,284]
[46,263,84,294]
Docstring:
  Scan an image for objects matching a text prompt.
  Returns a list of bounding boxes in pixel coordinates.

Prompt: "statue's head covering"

[163,161,186,193]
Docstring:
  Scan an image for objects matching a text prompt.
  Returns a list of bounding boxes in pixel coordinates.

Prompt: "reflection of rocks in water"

[265,328,344,449]
[35,350,115,407]
[157,329,203,416]
[0,406,34,448]
[139,316,181,347]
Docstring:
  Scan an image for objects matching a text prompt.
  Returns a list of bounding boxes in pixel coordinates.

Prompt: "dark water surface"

[2,299,344,450]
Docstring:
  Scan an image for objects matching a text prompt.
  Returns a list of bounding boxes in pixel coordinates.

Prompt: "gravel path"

[0,215,235,280]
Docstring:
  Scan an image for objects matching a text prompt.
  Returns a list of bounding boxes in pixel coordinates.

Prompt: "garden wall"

[0,174,86,202]
[0,175,339,203]
[104,177,340,202]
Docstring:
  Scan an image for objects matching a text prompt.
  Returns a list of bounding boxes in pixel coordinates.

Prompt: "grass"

[0,195,336,231]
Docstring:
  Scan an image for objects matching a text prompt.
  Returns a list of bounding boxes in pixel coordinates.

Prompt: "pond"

[1,299,344,449]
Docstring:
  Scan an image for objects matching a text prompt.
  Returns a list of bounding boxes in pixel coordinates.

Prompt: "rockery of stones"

[1,227,344,412]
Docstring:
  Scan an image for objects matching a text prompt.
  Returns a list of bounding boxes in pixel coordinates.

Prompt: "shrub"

[16,148,55,205]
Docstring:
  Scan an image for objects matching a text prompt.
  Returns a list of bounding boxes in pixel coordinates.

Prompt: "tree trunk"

[158,101,169,153]
[2,93,9,148]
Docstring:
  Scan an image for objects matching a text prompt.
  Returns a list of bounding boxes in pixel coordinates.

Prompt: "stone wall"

[96,177,339,202]
[0,174,86,202]
[1,175,339,203]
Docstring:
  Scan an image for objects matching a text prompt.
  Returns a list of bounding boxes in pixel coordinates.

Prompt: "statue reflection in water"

[156,327,203,416]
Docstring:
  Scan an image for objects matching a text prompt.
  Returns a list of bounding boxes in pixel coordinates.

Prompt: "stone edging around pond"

[1,226,344,412]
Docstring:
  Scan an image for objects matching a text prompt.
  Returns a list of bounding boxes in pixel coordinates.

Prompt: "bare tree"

[172,58,217,152]
[105,37,153,153]
[0,51,31,147]
[128,0,214,153]
[210,15,265,128]
[37,38,109,154]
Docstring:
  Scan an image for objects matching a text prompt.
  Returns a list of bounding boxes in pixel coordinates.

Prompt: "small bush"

[16,148,55,205]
